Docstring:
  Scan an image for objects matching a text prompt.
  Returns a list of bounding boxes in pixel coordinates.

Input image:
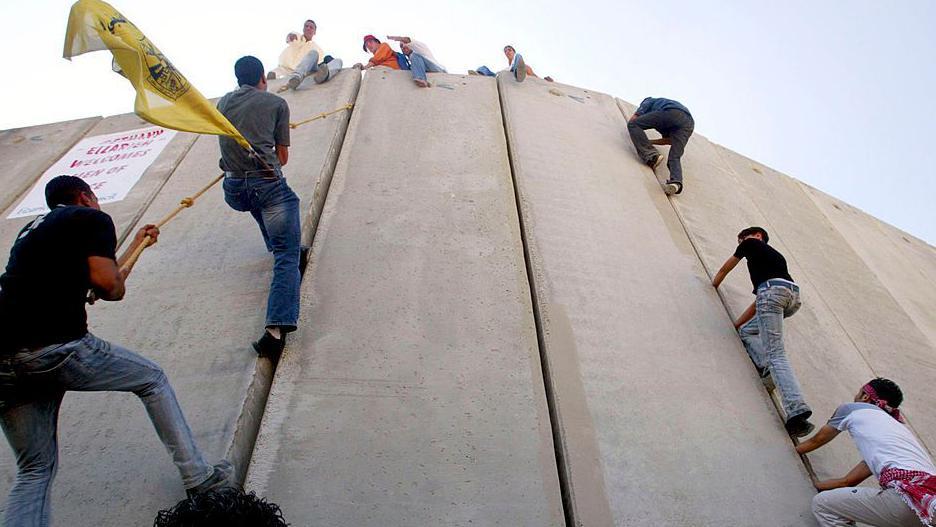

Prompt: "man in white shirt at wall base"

[796,378,936,526]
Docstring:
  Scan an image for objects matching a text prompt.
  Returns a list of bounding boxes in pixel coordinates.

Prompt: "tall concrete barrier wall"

[0,71,358,525]
[0,68,933,526]
[501,77,816,526]
[619,97,936,480]
[246,70,564,527]
[803,184,936,361]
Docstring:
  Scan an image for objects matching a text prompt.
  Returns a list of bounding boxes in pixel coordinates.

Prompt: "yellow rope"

[289,103,354,129]
[119,102,354,274]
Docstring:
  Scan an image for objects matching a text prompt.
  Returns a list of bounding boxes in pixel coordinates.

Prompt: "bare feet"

[414,79,430,88]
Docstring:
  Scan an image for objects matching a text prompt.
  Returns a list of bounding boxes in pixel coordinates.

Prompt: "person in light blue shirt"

[627,97,695,196]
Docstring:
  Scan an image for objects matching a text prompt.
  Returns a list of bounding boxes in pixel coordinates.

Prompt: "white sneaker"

[663,181,682,196]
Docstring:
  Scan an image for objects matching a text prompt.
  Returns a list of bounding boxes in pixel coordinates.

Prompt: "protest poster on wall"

[7,126,177,219]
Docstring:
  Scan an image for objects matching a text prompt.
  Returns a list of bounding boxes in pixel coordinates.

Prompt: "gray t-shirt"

[828,402,935,477]
[217,86,290,172]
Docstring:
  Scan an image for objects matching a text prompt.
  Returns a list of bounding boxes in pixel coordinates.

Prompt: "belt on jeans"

[223,169,280,179]
[758,279,799,293]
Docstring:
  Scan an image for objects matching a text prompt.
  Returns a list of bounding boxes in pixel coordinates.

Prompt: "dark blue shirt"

[635,97,691,118]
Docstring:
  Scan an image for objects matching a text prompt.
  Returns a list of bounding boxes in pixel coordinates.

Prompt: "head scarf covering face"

[863,383,905,423]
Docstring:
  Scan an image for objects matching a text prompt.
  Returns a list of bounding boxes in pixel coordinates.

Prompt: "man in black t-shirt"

[0,176,233,526]
[712,226,814,437]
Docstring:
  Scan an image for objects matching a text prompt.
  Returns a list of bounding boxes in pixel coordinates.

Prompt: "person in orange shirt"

[356,35,402,71]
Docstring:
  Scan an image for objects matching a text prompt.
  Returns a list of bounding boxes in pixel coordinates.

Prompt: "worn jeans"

[289,50,343,85]
[223,173,301,331]
[628,108,695,184]
[475,65,497,77]
[0,334,213,527]
[813,487,922,526]
[738,284,811,419]
[408,53,445,82]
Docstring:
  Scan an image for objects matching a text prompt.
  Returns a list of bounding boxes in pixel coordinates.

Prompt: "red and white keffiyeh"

[880,466,936,526]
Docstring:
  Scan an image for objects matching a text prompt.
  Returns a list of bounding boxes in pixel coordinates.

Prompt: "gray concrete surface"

[0,114,197,271]
[804,183,936,366]
[0,72,359,526]
[0,117,100,213]
[616,107,874,479]
[623,92,936,479]
[246,70,564,526]
[715,145,936,459]
[500,77,816,526]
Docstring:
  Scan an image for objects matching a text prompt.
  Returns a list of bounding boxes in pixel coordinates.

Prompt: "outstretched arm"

[712,255,741,288]
[386,35,412,43]
[796,425,840,455]
[814,461,872,491]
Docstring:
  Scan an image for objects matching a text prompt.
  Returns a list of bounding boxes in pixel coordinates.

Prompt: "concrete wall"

[0,68,933,526]
[501,77,816,526]
[246,70,564,527]
[0,72,358,526]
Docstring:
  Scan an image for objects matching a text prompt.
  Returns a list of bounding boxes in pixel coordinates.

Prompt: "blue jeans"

[408,53,445,81]
[475,66,496,77]
[289,50,344,84]
[0,334,213,527]
[223,174,301,331]
[739,284,810,419]
[628,109,695,184]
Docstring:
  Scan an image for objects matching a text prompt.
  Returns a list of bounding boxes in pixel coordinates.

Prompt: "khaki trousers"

[813,487,922,526]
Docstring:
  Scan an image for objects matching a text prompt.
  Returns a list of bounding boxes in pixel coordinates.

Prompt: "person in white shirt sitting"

[796,378,936,526]
[387,35,446,88]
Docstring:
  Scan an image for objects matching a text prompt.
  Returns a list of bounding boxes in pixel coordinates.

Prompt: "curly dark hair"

[153,487,289,527]
[868,377,903,408]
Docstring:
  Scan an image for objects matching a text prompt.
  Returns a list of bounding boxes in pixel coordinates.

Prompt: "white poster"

[8,126,177,219]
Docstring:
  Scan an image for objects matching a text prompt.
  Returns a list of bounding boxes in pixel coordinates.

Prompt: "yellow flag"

[63,0,252,150]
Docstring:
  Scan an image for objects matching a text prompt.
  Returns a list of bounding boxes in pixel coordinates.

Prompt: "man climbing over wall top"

[626,96,694,196]
[0,176,233,527]
[218,56,302,359]
[797,378,935,526]
[282,19,344,91]
[388,35,446,88]
[712,226,815,437]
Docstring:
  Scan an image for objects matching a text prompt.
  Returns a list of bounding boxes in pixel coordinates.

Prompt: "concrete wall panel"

[0,72,359,526]
[500,78,815,526]
[0,117,101,213]
[246,70,564,527]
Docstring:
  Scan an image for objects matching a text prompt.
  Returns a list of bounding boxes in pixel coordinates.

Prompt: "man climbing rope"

[284,19,344,90]
[218,56,301,358]
[712,226,815,437]
[388,35,446,88]
[0,176,233,527]
[627,96,694,196]
[797,378,935,526]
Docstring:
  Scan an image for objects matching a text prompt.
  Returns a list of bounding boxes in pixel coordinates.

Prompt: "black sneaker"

[252,331,286,358]
[785,411,815,438]
[299,246,311,275]
[186,460,235,498]
[756,366,770,379]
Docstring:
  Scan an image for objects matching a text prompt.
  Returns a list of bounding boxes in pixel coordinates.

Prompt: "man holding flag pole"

[0,1,261,523]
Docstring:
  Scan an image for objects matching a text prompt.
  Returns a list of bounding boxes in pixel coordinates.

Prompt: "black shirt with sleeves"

[0,206,117,352]
[733,238,794,293]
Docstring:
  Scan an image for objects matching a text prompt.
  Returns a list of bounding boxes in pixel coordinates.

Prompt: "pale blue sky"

[1,0,934,243]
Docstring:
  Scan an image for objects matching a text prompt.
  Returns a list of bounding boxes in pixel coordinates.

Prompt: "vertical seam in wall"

[495,78,573,527]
